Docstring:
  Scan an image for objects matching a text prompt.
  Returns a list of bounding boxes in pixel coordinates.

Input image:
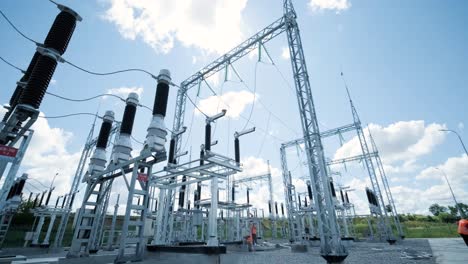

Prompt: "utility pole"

[436,168,465,218]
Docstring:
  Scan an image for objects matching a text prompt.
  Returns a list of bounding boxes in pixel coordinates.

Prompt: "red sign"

[0,145,18,160]
[137,173,148,182]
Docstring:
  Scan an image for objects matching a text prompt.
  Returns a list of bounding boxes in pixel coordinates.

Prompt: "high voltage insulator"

[61,194,67,208]
[111,93,139,163]
[345,192,350,204]
[33,193,40,208]
[205,123,212,151]
[340,190,345,203]
[268,201,272,213]
[234,138,240,164]
[298,194,302,208]
[45,188,54,206]
[330,180,336,197]
[145,69,171,152]
[275,201,278,215]
[69,193,76,209]
[168,139,176,164]
[88,111,114,176]
[304,197,308,207]
[18,9,81,111]
[231,186,235,202]
[38,191,46,207]
[307,180,313,200]
[281,203,284,216]
[178,175,187,208]
[247,189,250,204]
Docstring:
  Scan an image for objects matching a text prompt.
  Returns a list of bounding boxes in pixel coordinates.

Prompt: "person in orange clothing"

[458,219,468,246]
[245,235,254,252]
[251,223,258,245]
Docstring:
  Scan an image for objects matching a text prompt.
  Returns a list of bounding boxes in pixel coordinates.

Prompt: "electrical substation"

[0,1,446,264]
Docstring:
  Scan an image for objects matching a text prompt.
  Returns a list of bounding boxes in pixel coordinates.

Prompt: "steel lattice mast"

[282,0,346,259]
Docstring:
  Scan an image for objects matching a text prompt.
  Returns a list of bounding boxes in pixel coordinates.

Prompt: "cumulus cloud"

[195,90,257,118]
[20,113,82,200]
[334,121,447,172]
[103,0,248,54]
[107,86,144,98]
[309,0,351,12]
[281,46,290,60]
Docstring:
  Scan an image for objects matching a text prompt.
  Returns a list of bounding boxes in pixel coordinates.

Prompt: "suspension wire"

[45,91,125,103]
[181,94,198,153]
[229,63,299,136]
[39,112,103,119]
[131,135,144,145]
[0,55,25,73]
[63,59,158,79]
[241,61,258,131]
[256,112,271,157]
[0,9,40,45]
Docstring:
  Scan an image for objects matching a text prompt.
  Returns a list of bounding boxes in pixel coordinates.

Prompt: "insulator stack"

[196,182,202,208]
[69,193,76,209]
[220,210,224,220]
[281,203,285,216]
[45,189,53,206]
[27,192,33,203]
[298,195,302,207]
[268,201,272,213]
[61,194,67,208]
[55,197,60,208]
[307,180,313,200]
[6,182,18,200]
[304,197,308,207]
[275,201,278,215]
[39,192,46,206]
[340,190,345,203]
[178,176,187,208]
[168,139,175,164]
[88,111,114,175]
[3,52,41,122]
[144,69,171,152]
[234,138,240,164]
[33,194,39,208]
[18,10,80,110]
[111,93,139,163]
[247,189,250,204]
[330,181,336,197]
[345,192,350,203]
[231,186,235,202]
[200,148,205,165]
[187,200,191,210]
[205,123,211,151]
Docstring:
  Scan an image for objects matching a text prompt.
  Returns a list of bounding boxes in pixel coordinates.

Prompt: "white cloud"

[334,121,447,172]
[309,0,351,12]
[458,122,464,131]
[195,90,257,118]
[281,47,290,60]
[50,79,57,85]
[107,86,144,98]
[20,113,82,201]
[103,0,248,54]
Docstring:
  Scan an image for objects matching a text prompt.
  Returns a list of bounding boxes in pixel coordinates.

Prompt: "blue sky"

[1,0,467,215]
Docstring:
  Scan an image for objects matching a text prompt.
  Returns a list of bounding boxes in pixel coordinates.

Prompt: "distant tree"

[429,203,447,216]
[447,203,468,218]
[438,212,458,223]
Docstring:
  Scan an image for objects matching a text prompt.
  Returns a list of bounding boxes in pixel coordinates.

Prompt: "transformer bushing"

[87,111,114,176]
[144,69,171,153]
[111,93,138,164]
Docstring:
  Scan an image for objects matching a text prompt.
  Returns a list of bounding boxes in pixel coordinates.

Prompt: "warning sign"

[0,145,18,161]
[137,173,148,182]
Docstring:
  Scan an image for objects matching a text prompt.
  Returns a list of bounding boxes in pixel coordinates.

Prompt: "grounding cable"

[0,55,25,73]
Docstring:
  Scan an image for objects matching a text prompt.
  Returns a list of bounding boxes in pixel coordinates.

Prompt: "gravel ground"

[221,239,435,264]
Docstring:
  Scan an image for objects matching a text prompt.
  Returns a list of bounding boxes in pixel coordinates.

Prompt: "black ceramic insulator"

[187,201,190,210]
[281,203,284,216]
[96,120,112,149]
[275,202,278,215]
[7,183,17,200]
[268,202,272,213]
[39,191,46,206]
[69,193,76,209]
[196,181,202,205]
[345,192,349,203]
[200,149,205,165]
[205,124,211,151]
[365,189,371,203]
[373,193,379,206]
[231,186,235,201]
[62,195,67,208]
[304,198,308,207]
[178,176,187,208]
[247,189,250,204]
[307,184,313,200]
[340,190,345,203]
[330,181,336,197]
[168,139,175,164]
[234,138,240,163]
[154,199,158,211]
[18,56,58,109]
[27,192,33,203]
[153,82,169,116]
[33,194,39,208]
[220,210,224,220]
[45,189,53,205]
[44,11,77,55]
[298,195,302,207]
[15,179,26,196]
[55,197,60,208]
[120,104,137,135]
